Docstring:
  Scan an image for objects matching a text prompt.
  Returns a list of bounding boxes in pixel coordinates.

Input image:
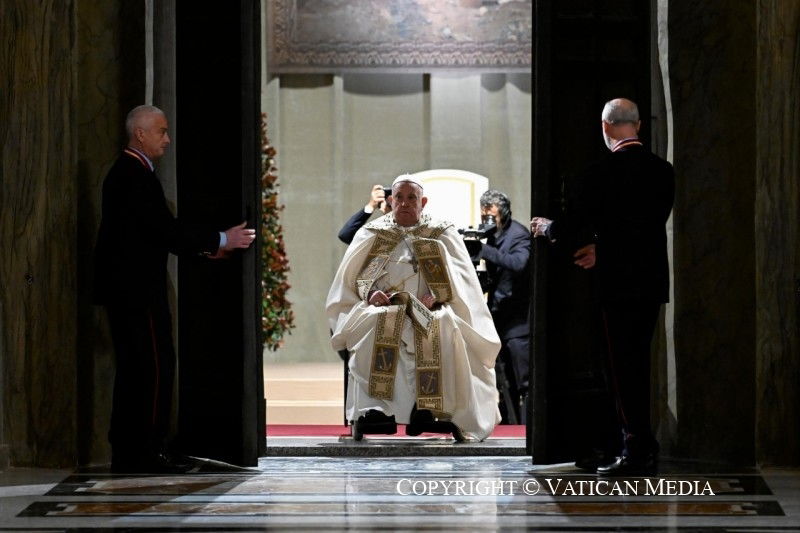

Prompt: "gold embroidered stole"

[356,215,453,413]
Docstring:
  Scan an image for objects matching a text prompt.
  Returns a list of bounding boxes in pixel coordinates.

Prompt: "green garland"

[260,113,295,350]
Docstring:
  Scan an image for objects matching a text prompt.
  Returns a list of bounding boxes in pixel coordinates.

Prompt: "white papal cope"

[326,212,501,441]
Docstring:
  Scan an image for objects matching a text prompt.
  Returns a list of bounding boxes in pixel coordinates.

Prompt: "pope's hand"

[368,289,391,307]
[421,293,436,309]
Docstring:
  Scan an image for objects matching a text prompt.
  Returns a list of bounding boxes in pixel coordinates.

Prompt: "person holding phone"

[337,184,392,244]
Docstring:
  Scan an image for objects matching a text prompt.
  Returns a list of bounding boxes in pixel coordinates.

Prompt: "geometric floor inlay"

[18,499,785,517]
[45,473,774,497]
[3,457,799,531]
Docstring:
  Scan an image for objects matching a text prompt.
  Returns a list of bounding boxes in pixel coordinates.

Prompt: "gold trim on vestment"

[412,238,453,303]
[414,318,445,415]
[368,305,405,400]
[357,214,453,405]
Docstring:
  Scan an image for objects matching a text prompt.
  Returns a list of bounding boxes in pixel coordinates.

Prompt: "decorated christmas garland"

[260,113,295,350]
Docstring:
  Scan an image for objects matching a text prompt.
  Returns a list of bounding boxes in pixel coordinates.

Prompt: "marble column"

[754,0,800,466]
[668,0,800,467]
[0,0,146,467]
[74,1,146,465]
[668,0,757,464]
[0,1,78,466]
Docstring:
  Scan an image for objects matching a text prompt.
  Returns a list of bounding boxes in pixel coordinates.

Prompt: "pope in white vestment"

[326,176,502,442]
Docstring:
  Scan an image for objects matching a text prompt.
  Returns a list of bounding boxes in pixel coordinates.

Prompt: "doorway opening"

[260,72,531,454]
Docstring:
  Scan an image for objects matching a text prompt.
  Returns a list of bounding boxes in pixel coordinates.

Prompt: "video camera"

[458,214,497,291]
[458,214,497,244]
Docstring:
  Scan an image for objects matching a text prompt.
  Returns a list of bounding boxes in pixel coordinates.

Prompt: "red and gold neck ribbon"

[123,148,152,170]
[612,138,643,152]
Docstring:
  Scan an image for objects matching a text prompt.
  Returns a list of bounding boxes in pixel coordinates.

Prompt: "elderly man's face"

[136,113,171,160]
[391,181,427,227]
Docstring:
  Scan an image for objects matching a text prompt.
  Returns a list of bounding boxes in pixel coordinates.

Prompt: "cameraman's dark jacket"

[479,219,531,340]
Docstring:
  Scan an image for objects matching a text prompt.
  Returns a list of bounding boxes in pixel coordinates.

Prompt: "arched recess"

[409,169,489,229]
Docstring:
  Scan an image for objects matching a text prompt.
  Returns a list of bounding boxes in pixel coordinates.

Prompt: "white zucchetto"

[391,173,424,191]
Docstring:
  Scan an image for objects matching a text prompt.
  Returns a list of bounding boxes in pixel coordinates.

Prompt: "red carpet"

[266,424,525,438]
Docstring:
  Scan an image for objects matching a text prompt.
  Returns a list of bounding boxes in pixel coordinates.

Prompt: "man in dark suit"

[531,98,674,475]
[93,105,256,473]
[338,184,391,244]
[477,189,531,423]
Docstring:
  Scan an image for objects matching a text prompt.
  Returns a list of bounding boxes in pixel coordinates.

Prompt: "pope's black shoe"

[596,453,657,476]
[352,410,397,441]
[406,407,466,442]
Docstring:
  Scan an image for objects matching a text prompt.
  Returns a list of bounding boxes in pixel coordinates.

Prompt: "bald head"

[602,98,639,124]
[126,105,165,140]
[601,98,641,150]
[126,105,170,160]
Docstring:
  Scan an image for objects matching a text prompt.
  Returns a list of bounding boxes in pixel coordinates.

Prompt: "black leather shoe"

[352,410,397,441]
[450,424,467,443]
[110,460,145,474]
[111,453,192,474]
[596,454,657,476]
[406,407,466,441]
[405,407,431,436]
[151,453,193,474]
[574,449,613,473]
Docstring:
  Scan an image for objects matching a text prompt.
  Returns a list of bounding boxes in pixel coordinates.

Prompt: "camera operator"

[475,189,531,423]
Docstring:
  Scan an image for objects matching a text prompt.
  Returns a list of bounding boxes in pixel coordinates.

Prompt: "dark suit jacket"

[93,151,220,306]
[550,144,675,303]
[338,209,372,244]
[480,219,531,339]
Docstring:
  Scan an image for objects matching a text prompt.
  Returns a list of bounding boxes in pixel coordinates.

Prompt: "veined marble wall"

[74,1,145,466]
[0,1,144,467]
[0,1,78,466]
[261,73,532,364]
[754,0,800,466]
[669,0,757,465]
[669,0,800,466]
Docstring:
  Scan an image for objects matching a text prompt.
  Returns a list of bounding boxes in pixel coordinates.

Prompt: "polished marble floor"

[1,453,799,531]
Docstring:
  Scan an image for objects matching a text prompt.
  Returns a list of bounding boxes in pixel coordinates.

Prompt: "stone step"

[264,362,345,425]
[264,377,343,401]
[266,401,344,425]
[264,437,527,456]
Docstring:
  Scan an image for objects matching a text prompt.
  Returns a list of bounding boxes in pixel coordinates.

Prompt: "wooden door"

[174,1,265,466]
[530,0,652,463]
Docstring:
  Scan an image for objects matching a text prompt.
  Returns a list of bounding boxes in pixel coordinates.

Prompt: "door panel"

[174,1,264,466]
[531,0,651,463]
